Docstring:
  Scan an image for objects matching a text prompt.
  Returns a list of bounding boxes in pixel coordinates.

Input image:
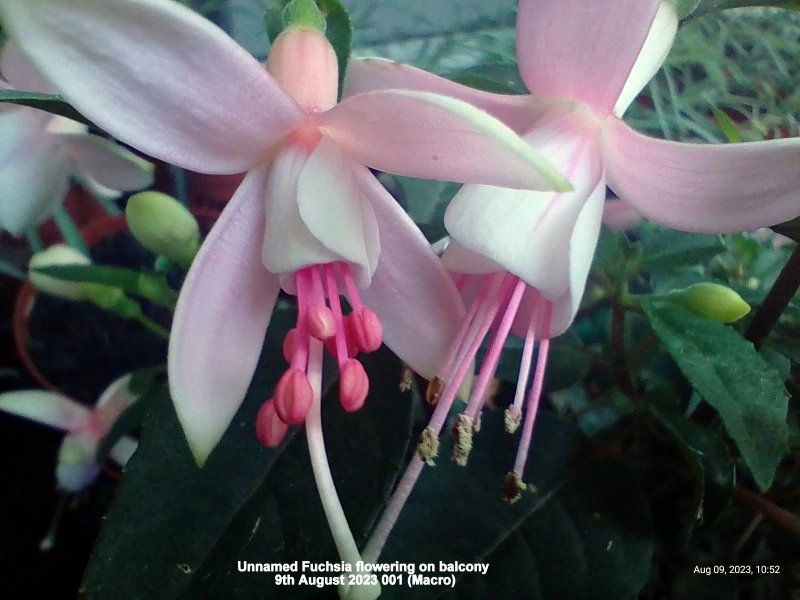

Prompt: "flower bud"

[665,282,751,324]
[339,359,369,413]
[125,192,200,268]
[28,244,91,300]
[266,26,338,113]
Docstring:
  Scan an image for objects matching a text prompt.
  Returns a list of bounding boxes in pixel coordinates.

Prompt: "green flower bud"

[125,192,200,269]
[29,245,92,300]
[665,282,751,324]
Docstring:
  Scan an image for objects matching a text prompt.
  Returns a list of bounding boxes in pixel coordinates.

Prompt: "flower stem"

[53,204,89,256]
[745,242,800,348]
[24,227,44,252]
[304,338,380,600]
[135,313,170,339]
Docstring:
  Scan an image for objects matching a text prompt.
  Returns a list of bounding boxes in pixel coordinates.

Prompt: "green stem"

[53,204,89,256]
[24,227,44,252]
[95,194,122,216]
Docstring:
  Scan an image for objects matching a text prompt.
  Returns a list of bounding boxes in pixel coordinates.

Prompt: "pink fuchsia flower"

[351,0,800,558]
[0,375,138,492]
[0,42,153,236]
[0,0,569,468]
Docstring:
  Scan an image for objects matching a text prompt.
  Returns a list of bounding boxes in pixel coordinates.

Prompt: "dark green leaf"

[82,296,417,600]
[0,90,90,124]
[379,411,653,600]
[449,64,525,94]
[638,229,725,271]
[641,299,788,490]
[646,393,735,537]
[318,0,353,95]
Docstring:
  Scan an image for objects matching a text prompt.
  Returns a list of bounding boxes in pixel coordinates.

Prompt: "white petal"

[296,136,374,284]
[444,106,603,298]
[0,136,71,235]
[614,1,679,117]
[0,41,57,93]
[56,133,154,192]
[0,390,89,431]
[262,143,342,277]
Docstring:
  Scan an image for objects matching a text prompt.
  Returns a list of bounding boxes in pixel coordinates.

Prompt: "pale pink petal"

[56,133,154,192]
[444,107,604,299]
[262,143,343,279]
[516,0,660,115]
[108,435,138,466]
[0,0,304,173]
[603,118,800,232]
[318,89,570,191]
[603,199,643,231]
[169,165,280,466]
[344,57,546,133]
[297,136,376,284]
[0,136,71,235]
[353,165,466,379]
[0,41,56,93]
[0,390,90,431]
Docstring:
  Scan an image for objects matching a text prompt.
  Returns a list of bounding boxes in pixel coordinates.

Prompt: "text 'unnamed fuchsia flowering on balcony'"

[348,0,800,562]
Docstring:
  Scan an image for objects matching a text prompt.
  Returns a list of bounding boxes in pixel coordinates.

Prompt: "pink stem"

[510,295,541,415]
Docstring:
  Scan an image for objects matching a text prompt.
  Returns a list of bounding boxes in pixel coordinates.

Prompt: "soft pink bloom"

[0,42,153,235]
[0,375,138,492]
[0,0,570,471]
[350,0,800,560]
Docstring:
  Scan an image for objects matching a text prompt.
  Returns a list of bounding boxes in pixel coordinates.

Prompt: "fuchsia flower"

[0,42,153,235]
[351,0,800,559]
[0,0,569,468]
[0,375,138,492]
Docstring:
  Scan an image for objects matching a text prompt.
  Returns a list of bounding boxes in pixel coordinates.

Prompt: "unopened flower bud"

[347,307,383,353]
[256,399,289,448]
[28,245,91,300]
[273,369,314,425]
[125,192,200,268]
[665,282,750,324]
[339,359,369,413]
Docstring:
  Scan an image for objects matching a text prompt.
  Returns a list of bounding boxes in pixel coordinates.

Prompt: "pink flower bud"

[307,305,336,340]
[273,369,314,425]
[256,399,288,448]
[339,359,369,413]
[347,307,383,353]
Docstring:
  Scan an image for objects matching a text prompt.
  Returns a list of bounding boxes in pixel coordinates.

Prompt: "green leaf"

[81,298,417,600]
[318,0,353,95]
[646,393,735,538]
[641,299,789,491]
[638,228,725,271]
[379,411,653,600]
[32,264,178,309]
[0,90,90,124]
[449,64,526,94]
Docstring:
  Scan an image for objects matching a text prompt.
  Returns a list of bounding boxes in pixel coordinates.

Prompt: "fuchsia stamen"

[505,295,542,433]
[507,302,552,502]
[257,262,384,448]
